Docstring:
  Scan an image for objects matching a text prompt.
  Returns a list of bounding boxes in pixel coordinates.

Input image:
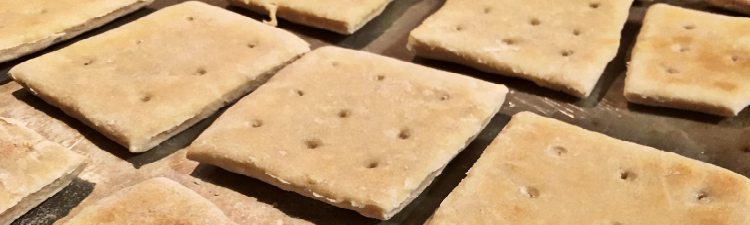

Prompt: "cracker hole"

[338,110,351,118]
[375,74,385,81]
[454,25,465,31]
[247,43,256,48]
[695,191,711,203]
[502,38,517,45]
[547,145,567,157]
[398,129,412,140]
[483,7,492,14]
[589,2,601,8]
[194,68,207,76]
[251,119,263,128]
[573,29,582,36]
[305,139,322,149]
[294,89,305,96]
[39,9,48,14]
[186,16,195,21]
[306,179,318,185]
[731,56,740,63]
[135,40,143,45]
[519,186,540,198]
[619,170,636,181]
[683,24,696,30]
[83,59,95,66]
[679,46,691,52]
[331,61,340,67]
[440,94,450,101]
[666,67,680,74]
[561,50,574,57]
[140,94,152,102]
[530,18,541,26]
[366,161,379,169]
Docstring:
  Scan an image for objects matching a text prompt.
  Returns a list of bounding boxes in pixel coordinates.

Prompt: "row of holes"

[525,145,715,205]
[481,2,600,15]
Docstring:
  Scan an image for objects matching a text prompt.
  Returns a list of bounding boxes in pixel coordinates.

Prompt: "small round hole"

[140,94,152,102]
[679,46,691,52]
[295,90,305,96]
[483,7,492,14]
[398,129,412,140]
[251,119,263,128]
[305,139,322,149]
[331,61,340,67]
[307,179,318,185]
[455,25,465,31]
[366,162,379,169]
[561,50,574,57]
[731,56,740,63]
[83,59,94,66]
[247,43,256,48]
[530,18,541,26]
[619,170,636,181]
[195,68,207,76]
[338,110,350,118]
[573,29,582,36]
[186,16,195,21]
[519,186,540,198]
[666,67,679,74]
[547,145,567,156]
[375,74,385,81]
[683,24,696,30]
[440,94,450,101]
[589,2,601,8]
[135,40,143,45]
[502,38,516,45]
[696,191,711,203]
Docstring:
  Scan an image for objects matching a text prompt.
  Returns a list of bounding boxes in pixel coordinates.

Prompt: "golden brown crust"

[624,4,750,117]
[187,46,508,219]
[229,0,394,34]
[427,112,750,224]
[63,177,238,225]
[10,1,310,152]
[408,0,634,97]
[0,117,85,224]
[0,0,153,63]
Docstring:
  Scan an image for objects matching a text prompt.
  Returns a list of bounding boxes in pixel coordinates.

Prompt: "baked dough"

[408,0,633,97]
[187,46,508,219]
[0,117,85,225]
[229,0,395,34]
[427,112,750,224]
[706,0,750,15]
[62,177,237,225]
[624,4,750,117]
[0,0,153,63]
[10,1,310,152]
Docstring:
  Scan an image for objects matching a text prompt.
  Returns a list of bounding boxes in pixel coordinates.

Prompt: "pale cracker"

[0,117,85,225]
[408,0,633,97]
[427,112,750,224]
[625,4,750,116]
[229,0,394,34]
[0,0,153,63]
[62,177,237,225]
[10,1,310,152]
[187,46,508,219]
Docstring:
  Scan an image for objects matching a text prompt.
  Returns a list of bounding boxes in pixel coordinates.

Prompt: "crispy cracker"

[62,177,237,225]
[427,112,750,224]
[624,4,750,117]
[230,0,394,34]
[408,0,633,97]
[0,117,85,225]
[706,0,750,14]
[187,46,508,219]
[10,1,310,152]
[0,0,153,63]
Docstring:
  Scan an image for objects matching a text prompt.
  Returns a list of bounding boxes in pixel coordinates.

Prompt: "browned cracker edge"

[624,92,737,117]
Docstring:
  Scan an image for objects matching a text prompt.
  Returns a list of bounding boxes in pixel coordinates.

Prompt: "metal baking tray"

[1,0,748,224]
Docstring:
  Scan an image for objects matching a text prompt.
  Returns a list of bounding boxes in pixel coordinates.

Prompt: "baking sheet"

[1,0,749,224]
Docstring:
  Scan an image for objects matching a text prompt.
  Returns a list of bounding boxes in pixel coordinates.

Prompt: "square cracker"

[62,177,238,225]
[408,0,634,97]
[706,0,750,15]
[624,4,750,117]
[229,0,394,34]
[427,112,750,225]
[10,1,310,152]
[187,46,508,219]
[0,0,153,63]
[0,117,85,225]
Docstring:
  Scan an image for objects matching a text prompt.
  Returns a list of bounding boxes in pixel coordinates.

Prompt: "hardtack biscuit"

[625,4,750,116]
[187,46,508,219]
[10,1,310,152]
[63,177,237,225]
[408,0,634,97]
[0,117,85,225]
[230,0,394,34]
[0,0,153,63]
[427,112,750,224]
